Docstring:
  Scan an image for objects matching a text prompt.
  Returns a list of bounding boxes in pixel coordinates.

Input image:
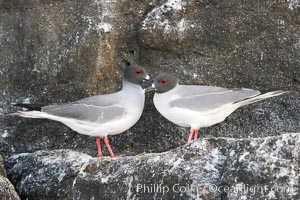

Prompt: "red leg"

[187,129,194,143]
[104,136,122,158]
[96,137,103,158]
[194,130,199,141]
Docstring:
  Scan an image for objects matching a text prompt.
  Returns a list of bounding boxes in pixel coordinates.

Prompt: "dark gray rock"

[0,156,6,177]
[1,0,299,159]
[139,0,300,90]
[5,133,300,199]
[0,155,20,200]
[1,0,299,199]
[0,0,184,158]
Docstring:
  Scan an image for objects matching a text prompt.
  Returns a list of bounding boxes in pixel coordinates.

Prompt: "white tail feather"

[235,90,288,107]
[10,111,98,135]
[9,111,49,119]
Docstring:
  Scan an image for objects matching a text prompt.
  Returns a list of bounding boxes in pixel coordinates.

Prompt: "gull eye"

[135,69,143,75]
[160,77,168,84]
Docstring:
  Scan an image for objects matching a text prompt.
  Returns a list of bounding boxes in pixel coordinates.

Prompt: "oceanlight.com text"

[136,183,296,197]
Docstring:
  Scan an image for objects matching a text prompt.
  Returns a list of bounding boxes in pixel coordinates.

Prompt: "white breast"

[153,89,192,128]
[92,82,145,136]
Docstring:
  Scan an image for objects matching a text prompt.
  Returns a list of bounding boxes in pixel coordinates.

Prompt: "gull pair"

[13,67,287,157]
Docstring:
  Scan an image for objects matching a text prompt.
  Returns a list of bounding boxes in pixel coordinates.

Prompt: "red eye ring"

[135,69,143,75]
[160,77,168,84]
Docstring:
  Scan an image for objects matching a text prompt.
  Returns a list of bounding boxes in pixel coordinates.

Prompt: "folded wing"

[42,95,126,123]
[170,86,260,112]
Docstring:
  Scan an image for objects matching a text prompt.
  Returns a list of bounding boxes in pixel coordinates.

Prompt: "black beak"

[144,76,155,92]
[143,79,153,85]
[142,75,153,89]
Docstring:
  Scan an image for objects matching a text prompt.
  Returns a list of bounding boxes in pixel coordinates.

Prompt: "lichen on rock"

[0,0,299,199]
[5,133,300,199]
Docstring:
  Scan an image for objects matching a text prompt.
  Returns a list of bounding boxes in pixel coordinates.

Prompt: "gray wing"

[42,94,126,123]
[174,85,230,96]
[170,86,260,112]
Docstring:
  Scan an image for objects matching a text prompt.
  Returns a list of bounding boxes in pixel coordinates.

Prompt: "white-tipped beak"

[142,75,153,85]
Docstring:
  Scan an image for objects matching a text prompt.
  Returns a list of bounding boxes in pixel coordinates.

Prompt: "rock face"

[1,0,299,158]
[0,155,20,200]
[139,0,300,89]
[5,133,300,199]
[0,0,299,199]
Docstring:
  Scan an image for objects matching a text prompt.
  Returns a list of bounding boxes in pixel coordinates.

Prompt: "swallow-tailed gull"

[151,73,287,143]
[12,65,152,158]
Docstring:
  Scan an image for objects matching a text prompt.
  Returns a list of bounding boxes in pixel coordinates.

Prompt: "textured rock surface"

[139,0,300,90]
[5,133,300,199]
[0,155,20,200]
[1,0,299,158]
[1,0,185,157]
[1,0,299,199]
